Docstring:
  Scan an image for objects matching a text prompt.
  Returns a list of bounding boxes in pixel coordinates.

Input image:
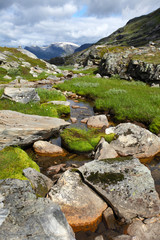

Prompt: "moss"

[86,171,124,185]
[0,147,40,180]
[149,117,160,134]
[60,128,116,153]
[40,103,58,117]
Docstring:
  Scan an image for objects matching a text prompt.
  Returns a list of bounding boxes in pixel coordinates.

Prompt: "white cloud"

[0,0,159,47]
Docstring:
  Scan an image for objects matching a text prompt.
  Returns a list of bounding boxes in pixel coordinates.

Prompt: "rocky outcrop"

[23,168,53,197]
[1,87,40,103]
[48,170,107,232]
[95,138,118,160]
[87,115,109,128]
[109,123,160,158]
[33,140,66,157]
[79,157,160,223]
[0,179,75,240]
[0,110,70,150]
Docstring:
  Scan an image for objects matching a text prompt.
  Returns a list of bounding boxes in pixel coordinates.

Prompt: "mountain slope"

[97,8,160,46]
[25,42,79,60]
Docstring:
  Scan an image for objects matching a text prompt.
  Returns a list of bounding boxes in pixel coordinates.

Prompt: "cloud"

[0,0,159,47]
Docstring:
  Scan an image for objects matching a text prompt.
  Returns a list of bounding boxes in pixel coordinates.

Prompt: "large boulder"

[0,110,70,150]
[87,115,109,128]
[79,157,160,223]
[48,170,107,232]
[33,140,66,157]
[109,123,160,158]
[0,179,75,240]
[2,87,40,103]
[95,138,118,160]
[23,168,53,197]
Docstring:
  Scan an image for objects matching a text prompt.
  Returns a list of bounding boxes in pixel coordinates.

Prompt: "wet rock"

[23,168,53,197]
[87,115,109,128]
[79,157,160,223]
[127,216,160,240]
[81,118,89,124]
[48,170,107,232]
[70,117,77,123]
[33,140,66,157]
[47,164,67,175]
[0,179,75,240]
[2,87,40,103]
[110,123,160,158]
[0,110,70,150]
[95,138,118,160]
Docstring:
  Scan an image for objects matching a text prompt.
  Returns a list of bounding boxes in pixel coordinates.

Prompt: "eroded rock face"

[0,110,70,150]
[23,168,53,197]
[110,123,160,158]
[87,115,109,128]
[0,179,75,240]
[33,140,66,157]
[79,157,160,223]
[95,138,118,160]
[48,170,107,232]
[2,87,40,103]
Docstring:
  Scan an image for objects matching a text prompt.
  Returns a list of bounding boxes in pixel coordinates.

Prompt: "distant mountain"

[97,8,160,47]
[24,42,80,60]
[74,43,93,53]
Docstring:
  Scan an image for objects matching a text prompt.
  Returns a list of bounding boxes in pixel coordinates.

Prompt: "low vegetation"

[0,88,70,118]
[56,76,160,134]
[61,127,116,153]
[0,147,39,180]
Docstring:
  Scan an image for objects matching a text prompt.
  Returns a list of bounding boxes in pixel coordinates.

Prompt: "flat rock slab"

[48,170,107,232]
[87,115,109,128]
[79,157,160,222]
[110,123,160,158]
[2,87,40,103]
[48,101,70,106]
[33,140,66,157]
[0,179,75,240]
[0,110,70,150]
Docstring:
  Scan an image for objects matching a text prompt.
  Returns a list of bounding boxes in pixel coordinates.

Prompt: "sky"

[0,0,159,47]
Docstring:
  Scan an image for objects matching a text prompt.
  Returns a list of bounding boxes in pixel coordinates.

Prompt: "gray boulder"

[110,123,160,158]
[48,101,70,106]
[95,138,118,160]
[0,179,75,240]
[23,168,53,197]
[79,157,160,222]
[0,110,70,150]
[48,170,107,232]
[17,48,38,59]
[2,87,40,103]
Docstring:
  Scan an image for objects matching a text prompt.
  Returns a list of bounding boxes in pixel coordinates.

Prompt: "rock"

[23,168,53,197]
[112,235,133,240]
[33,140,66,157]
[48,101,70,106]
[70,117,77,123]
[103,207,117,230]
[110,123,160,158]
[87,115,109,128]
[95,138,118,160]
[72,105,80,109]
[2,87,40,103]
[81,117,89,124]
[21,61,31,68]
[48,170,107,232]
[0,110,70,150]
[47,75,60,81]
[127,217,160,240]
[17,48,38,59]
[79,157,160,223]
[0,179,75,240]
[47,164,66,175]
[95,73,102,78]
[3,75,12,80]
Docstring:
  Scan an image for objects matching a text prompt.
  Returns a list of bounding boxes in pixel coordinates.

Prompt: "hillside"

[97,8,160,46]
[25,42,79,60]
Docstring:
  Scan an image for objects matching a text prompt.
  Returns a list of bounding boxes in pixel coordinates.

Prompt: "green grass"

[0,147,39,180]
[56,76,160,134]
[61,127,115,153]
[0,88,70,118]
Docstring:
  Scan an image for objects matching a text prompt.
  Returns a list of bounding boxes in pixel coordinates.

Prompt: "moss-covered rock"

[60,127,115,153]
[0,147,40,180]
